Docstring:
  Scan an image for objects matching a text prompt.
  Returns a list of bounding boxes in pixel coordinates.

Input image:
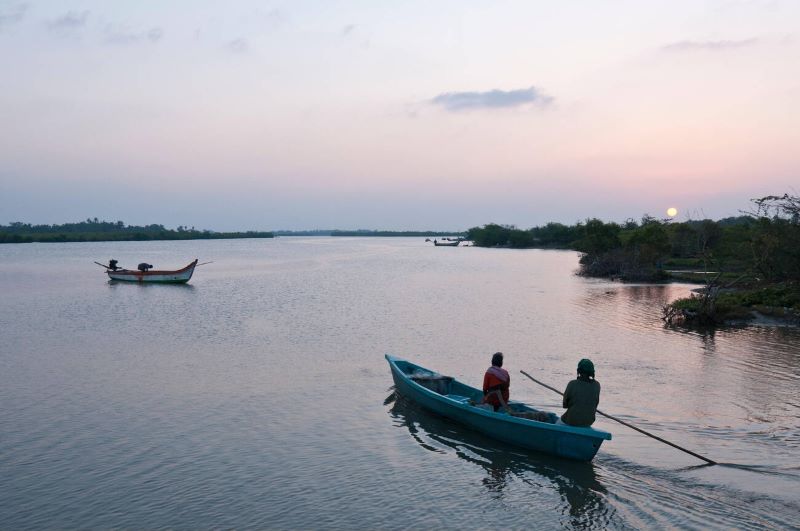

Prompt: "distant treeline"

[468,194,800,284]
[331,230,466,237]
[0,218,274,243]
[273,230,333,236]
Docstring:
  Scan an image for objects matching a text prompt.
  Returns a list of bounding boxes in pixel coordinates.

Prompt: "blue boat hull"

[386,355,611,462]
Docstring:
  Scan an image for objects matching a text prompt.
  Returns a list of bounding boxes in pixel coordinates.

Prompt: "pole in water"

[519,370,716,465]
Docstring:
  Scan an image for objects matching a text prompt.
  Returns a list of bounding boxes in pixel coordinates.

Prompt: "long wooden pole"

[519,370,716,465]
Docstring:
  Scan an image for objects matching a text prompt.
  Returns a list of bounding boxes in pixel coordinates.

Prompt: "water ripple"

[1,239,798,529]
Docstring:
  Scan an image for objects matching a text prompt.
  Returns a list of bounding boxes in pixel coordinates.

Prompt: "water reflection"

[574,282,691,334]
[386,392,610,524]
[108,281,196,290]
[700,328,716,350]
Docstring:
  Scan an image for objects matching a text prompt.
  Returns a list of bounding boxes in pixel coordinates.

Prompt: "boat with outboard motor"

[385,354,611,461]
[97,259,199,283]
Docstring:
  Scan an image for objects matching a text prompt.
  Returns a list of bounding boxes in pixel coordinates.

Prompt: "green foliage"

[668,283,800,325]
[507,229,536,248]
[462,193,800,326]
[748,218,800,281]
[575,219,621,255]
[735,283,800,308]
[468,224,518,247]
[664,194,800,326]
[529,222,581,247]
[468,194,800,284]
[574,218,673,280]
[468,222,581,249]
[0,219,274,243]
[625,221,670,269]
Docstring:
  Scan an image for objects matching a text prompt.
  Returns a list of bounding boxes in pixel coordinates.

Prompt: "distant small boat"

[386,355,612,461]
[433,240,460,246]
[102,259,199,283]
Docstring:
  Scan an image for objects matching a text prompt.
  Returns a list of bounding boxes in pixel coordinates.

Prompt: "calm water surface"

[1,238,798,529]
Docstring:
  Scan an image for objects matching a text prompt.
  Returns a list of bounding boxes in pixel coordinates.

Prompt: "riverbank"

[663,281,800,327]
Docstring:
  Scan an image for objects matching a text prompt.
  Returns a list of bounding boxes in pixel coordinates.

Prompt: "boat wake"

[387,392,800,530]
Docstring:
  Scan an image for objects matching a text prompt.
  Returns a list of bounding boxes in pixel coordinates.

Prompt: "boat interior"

[400,361,558,423]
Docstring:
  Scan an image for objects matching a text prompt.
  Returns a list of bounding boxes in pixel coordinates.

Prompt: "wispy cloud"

[105,26,163,45]
[260,8,286,30]
[341,23,370,49]
[0,3,27,30]
[430,86,553,112]
[224,38,249,53]
[661,38,758,52]
[48,10,89,32]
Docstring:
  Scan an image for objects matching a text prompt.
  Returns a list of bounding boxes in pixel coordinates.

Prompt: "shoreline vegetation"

[5,194,798,327]
[466,194,800,327]
[0,219,274,243]
[0,222,466,243]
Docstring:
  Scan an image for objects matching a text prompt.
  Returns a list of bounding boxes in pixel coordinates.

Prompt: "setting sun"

[666,207,678,217]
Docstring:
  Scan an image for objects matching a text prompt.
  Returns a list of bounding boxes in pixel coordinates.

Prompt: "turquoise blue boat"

[386,355,612,462]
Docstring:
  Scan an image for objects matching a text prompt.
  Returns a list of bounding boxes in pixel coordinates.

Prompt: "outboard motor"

[137,263,153,272]
[108,259,119,271]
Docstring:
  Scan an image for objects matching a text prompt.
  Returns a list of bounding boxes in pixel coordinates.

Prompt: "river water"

[1,238,798,529]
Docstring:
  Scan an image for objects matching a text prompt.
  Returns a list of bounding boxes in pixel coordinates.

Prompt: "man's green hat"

[578,358,595,376]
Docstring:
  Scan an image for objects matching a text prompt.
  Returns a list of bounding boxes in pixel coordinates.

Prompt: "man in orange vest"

[482,352,510,411]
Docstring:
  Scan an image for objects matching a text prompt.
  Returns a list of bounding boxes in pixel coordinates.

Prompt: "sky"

[1,0,798,231]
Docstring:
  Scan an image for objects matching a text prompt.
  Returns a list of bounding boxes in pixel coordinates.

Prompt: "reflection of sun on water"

[667,207,678,217]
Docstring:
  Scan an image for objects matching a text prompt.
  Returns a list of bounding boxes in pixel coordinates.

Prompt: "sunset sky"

[1,1,798,230]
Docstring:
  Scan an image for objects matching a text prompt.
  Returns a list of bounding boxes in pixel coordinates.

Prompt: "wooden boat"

[105,259,198,283]
[385,355,612,461]
[433,240,460,246]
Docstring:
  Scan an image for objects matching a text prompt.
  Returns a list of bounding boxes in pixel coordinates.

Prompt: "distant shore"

[330,230,466,237]
[0,220,273,244]
[1,222,468,243]
[0,232,275,244]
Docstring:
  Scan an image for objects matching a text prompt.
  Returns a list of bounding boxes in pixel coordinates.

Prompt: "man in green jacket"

[560,358,600,427]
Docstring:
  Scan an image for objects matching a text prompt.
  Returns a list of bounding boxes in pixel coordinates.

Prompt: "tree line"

[331,230,466,237]
[0,218,274,243]
[467,194,800,284]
